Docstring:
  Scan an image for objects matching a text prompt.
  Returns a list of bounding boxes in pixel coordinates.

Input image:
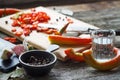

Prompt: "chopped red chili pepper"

[10,9,52,37]
[4,37,17,43]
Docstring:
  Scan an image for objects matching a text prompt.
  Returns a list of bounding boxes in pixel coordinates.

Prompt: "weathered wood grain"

[73,7,120,30]
[0,1,120,80]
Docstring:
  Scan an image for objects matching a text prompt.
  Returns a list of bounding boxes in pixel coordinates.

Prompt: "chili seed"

[5,21,8,24]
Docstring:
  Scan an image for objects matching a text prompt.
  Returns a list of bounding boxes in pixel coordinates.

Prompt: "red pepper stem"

[59,22,70,35]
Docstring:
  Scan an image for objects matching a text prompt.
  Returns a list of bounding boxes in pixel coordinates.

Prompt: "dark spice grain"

[27,56,51,66]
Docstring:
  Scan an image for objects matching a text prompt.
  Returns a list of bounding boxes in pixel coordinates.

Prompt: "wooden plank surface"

[0,1,120,80]
[0,0,116,8]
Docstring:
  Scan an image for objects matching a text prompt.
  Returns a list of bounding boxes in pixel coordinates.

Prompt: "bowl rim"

[19,50,57,67]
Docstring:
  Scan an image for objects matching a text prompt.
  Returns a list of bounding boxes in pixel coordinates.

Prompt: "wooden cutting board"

[0,6,98,61]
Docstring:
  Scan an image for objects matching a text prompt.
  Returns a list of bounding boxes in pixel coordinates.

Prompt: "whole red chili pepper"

[0,8,20,17]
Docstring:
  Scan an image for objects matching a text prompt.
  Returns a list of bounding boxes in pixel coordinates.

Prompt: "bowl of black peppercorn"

[19,50,57,77]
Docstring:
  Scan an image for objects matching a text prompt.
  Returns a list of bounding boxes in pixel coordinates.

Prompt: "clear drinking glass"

[91,29,116,62]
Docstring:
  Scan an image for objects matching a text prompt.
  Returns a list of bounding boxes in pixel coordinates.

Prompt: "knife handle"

[115,29,120,36]
[88,28,120,36]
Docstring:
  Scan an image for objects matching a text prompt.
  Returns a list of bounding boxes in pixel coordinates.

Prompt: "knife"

[38,22,99,34]
[38,23,120,36]
[66,29,120,36]
[115,29,120,36]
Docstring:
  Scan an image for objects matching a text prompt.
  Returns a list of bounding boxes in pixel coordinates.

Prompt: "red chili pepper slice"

[15,31,23,37]
[4,37,11,41]
[4,37,17,43]
[11,28,17,32]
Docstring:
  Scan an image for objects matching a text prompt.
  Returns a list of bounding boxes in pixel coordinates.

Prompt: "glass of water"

[91,29,116,62]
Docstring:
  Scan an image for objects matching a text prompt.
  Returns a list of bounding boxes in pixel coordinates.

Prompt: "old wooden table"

[0,0,120,80]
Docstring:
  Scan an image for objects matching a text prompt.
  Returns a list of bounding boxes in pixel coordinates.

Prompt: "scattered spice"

[56,19,59,22]
[5,20,8,24]
[59,17,61,19]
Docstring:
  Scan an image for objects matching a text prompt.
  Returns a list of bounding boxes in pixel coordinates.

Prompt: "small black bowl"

[19,50,57,77]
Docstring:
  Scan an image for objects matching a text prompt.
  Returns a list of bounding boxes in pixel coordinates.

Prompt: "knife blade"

[38,22,120,36]
[38,22,66,31]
